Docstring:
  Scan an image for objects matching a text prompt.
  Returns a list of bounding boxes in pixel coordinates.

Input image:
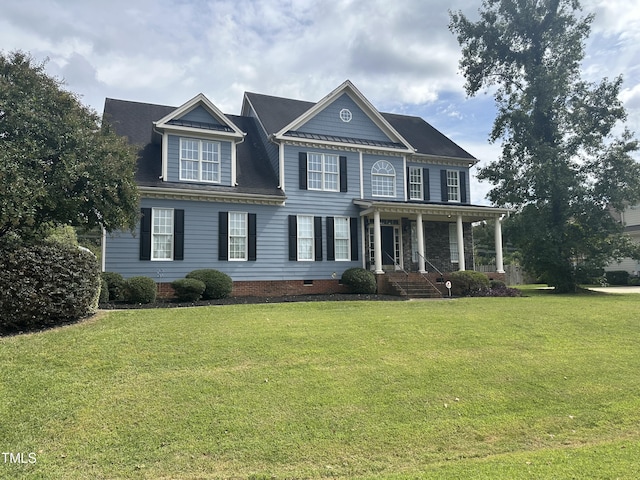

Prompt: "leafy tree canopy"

[0,51,139,243]
[450,0,640,292]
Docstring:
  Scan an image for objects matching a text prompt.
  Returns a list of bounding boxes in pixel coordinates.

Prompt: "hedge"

[341,267,377,294]
[186,269,233,299]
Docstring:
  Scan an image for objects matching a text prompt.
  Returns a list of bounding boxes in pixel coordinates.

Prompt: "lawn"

[1,291,640,479]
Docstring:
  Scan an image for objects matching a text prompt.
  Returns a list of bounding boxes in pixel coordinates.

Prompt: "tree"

[0,51,139,243]
[450,0,640,292]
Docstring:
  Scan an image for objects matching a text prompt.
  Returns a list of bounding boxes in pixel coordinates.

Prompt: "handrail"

[416,251,444,277]
[383,252,410,294]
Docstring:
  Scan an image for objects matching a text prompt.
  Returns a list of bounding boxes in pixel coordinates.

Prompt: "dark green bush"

[101,271,126,301]
[605,270,630,286]
[124,276,157,304]
[99,278,110,303]
[171,278,206,302]
[490,279,506,289]
[0,242,100,333]
[628,276,640,286]
[186,269,233,299]
[341,267,377,294]
[449,270,491,296]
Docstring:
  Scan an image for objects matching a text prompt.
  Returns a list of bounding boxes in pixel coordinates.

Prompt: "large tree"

[450,0,640,292]
[0,51,139,243]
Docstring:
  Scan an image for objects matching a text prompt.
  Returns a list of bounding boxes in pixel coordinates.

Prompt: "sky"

[2,0,639,204]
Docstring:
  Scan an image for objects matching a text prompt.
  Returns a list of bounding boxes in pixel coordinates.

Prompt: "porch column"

[456,214,466,271]
[416,213,426,273]
[373,209,384,274]
[495,216,505,273]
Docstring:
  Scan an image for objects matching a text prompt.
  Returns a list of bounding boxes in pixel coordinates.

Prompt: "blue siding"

[166,134,232,185]
[178,105,224,126]
[297,93,391,142]
[104,197,362,283]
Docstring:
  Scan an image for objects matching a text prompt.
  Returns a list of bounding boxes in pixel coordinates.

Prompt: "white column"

[456,214,466,271]
[373,210,383,274]
[495,216,505,273]
[416,213,426,273]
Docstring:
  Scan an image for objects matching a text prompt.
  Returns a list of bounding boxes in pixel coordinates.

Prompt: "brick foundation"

[156,279,351,299]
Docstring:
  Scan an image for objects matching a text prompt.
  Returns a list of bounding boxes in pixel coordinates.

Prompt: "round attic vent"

[339,108,352,123]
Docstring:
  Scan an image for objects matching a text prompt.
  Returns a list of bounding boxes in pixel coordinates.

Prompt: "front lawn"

[2,293,639,479]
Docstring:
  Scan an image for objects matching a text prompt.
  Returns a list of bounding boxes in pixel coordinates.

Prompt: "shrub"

[629,276,640,286]
[449,270,490,296]
[490,279,506,289]
[171,278,206,302]
[186,269,233,299]
[99,278,110,303]
[476,285,522,297]
[605,270,630,286]
[341,267,377,294]
[124,276,157,304]
[0,242,100,333]
[101,271,126,301]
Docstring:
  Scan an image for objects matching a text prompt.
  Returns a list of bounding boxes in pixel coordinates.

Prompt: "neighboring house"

[103,80,509,296]
[605,204,640,276]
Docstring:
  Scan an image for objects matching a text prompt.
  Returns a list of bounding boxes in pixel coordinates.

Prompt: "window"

[229,212,247,261]
[447,170,460,202]
[334,217,350,261]
[152,208,173,260]
[180,138,220,182]
[409,166,422,200]
[308,153,339,191]
[449,223,459,263]
[339,108,352,122]
[372,160,396,197]
[297,216,314,261]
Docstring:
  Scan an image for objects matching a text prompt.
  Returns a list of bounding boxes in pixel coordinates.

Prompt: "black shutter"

[299,152,307,190]
[406,167,411,201]
[350,217,359,261]
[326,217,335,261]
[288,215,297,261]
[423,168,430,201]
[174,209,184,261]
[218,211,228,261]
[339,156,348,192]
[460,171,468,204]
[248,213,257,261]
[314,216,323,261]
[440,170,448,202]
[140,208,151,261]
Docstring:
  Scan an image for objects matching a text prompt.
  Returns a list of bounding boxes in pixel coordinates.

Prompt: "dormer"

[153,94,246,186]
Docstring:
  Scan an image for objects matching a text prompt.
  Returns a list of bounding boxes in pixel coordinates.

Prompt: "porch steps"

[385,273,443,299]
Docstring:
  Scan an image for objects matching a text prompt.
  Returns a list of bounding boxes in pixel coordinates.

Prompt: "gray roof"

[244,92,476,160]
[103,98,283,197]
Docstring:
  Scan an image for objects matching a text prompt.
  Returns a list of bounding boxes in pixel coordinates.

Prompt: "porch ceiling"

[353,200,511,223]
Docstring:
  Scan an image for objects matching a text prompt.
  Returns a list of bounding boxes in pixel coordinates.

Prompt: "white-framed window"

[152,208,173,260]
[409,166,423,200]
[229,212,247,261]
[372,160,396,197]
[449,223,459,263]
[447,170,460,202]
[297,215,314,261]
[180,138,221,183]
[334,216,350,261]
[308,153,339,191]
[339,108,352,122]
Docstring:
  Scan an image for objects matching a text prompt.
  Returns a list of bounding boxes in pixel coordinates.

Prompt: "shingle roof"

[102,98,283,197]
[244,92,476,160]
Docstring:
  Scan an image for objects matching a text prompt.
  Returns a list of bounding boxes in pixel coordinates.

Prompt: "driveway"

[588,286,640,294]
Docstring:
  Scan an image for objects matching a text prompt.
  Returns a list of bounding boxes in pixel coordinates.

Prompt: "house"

[102,80,509,297]
[605,204,640,276]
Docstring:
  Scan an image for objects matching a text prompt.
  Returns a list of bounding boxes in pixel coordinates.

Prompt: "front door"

[381,226,396,266]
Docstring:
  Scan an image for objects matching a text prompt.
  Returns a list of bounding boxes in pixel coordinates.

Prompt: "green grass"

[2,292,640,479]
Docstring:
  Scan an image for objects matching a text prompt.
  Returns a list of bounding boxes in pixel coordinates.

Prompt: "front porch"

[355,200,510,277]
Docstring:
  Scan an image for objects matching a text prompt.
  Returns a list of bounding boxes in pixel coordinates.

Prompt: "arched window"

[371,160,396,197]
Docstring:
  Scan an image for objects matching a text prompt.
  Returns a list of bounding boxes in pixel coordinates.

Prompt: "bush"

[186,269,233,299]
[171,278,206,302]
[476,285,523,297]
[124,276,157,304]
[605,270,630,286]
[628,276,640,286]
[449,270,491,296]
[99,278,110,303]
[0,242,100,333]
[101,271,126,302]
[341,267,377,294]
[490,279,506,289]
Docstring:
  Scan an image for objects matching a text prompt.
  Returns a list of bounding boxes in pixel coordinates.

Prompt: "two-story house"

[102,80,509,296]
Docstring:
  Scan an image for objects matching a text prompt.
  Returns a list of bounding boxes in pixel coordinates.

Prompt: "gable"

[171,105,227,131]
[295,93,392,143]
